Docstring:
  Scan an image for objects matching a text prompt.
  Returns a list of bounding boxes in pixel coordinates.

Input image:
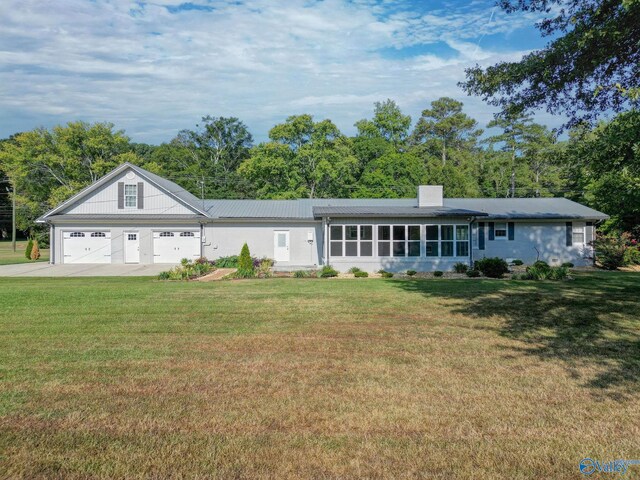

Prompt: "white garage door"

[153,230,201,263]
[63,231,112,264]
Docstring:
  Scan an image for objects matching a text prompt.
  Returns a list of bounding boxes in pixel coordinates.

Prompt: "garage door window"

[91,232,106,237]
[159,232,174,237]
[180,232,195,237]
[70,232,85,238]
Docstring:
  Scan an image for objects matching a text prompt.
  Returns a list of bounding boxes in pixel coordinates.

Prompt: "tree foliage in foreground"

[461,0,640,128]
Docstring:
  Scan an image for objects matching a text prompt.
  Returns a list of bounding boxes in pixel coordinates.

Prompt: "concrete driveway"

[0,263,171,277]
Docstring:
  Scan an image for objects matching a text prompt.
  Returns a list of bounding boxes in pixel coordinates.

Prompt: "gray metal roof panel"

[443,198,609,220]
[312,206,486,218]
[47,214,204,221]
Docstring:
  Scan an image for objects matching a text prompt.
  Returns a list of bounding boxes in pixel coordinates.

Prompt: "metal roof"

[46,214,204,221]
[203,197,607,220]
[312,206,486,218]
[444,198,609,220]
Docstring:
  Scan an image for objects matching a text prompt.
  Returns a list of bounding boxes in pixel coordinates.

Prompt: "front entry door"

[274,231,290,262]
[125,232,140,264]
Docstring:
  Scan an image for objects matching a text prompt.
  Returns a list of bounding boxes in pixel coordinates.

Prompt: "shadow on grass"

[390,271,640,399]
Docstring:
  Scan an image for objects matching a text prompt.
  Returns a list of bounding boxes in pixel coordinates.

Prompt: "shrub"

[353,271,368,278]
[214,255,239,268]
[380,271,394,278]
[623,246,640,265]
[511,272,531,281]
[549,266,569,280]
[30,240,40,260]
[512,259,523,266]
[592,233,636,270]
[293,269,314,278]
[466,269,481,278]
[433,270,444,277]
[474,257,509,278]
[526,265,550,280]
[561,262,574,268]
[257,259,273,278]
[319,265,338,278]
[347,266,362,274]
[533,260,550,270]
[25,239,33,260]
[453,262,468,273]
[157,259,213,281]
[237,243,255,277]
[406,270,417,276]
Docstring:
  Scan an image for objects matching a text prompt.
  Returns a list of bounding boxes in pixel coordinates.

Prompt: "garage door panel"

[63,231,112,264]
[153,230,200,263]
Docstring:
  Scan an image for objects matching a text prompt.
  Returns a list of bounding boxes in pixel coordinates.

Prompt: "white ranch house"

[37,163,608,272]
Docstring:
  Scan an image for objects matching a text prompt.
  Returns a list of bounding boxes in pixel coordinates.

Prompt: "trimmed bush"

[348,267,362,274]
[474,257,509,278]
[406,270,417,276]
[453,262,468,273]
[319,265,338,278]
[353,271,368,278]
[466,269,481,278]
[379,270,393,278]
[433,270,444,277]
[533,260,550,269]
[623,246,640,265]
[561,262,574,268]
[512,259,524,266]
[25,239,33,260]
[237,243,255,278]
[293,270,314,278]
[30,240,41,260]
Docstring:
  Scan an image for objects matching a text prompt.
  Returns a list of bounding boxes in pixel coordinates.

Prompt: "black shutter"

[479,222,485,250]
[137,182,144,209]
[488,222,495,241]
[117,182,124,209]
[566,222,573,246]
[508,222,515,241]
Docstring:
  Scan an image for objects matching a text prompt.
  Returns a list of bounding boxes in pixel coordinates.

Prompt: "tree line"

[0,98,638,239]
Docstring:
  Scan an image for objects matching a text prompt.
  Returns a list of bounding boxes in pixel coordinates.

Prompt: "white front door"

[63,231,112,264]
[125,232,140,264]
[274,231,290,262]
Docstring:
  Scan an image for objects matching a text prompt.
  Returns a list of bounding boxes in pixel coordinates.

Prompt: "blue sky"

[0,0,555,144]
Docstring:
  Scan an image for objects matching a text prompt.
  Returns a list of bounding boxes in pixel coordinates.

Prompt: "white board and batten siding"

[64,170,194,216]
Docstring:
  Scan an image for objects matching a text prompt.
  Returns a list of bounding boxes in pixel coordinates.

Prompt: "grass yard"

[0,240,49,265]
[0,272,639,479]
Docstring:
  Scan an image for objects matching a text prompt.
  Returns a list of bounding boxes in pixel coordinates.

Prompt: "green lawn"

[0,272,639,479]
[0,240,49,265]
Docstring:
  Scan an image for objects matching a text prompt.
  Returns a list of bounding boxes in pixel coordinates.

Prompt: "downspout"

[325,216,331,267]
[469,216,476,268]
[49,222,54,264]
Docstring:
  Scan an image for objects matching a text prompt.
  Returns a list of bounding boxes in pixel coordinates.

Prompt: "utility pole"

[6,185,15,252]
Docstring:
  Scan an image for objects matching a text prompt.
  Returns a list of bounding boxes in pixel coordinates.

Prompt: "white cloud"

[0,0,553,143]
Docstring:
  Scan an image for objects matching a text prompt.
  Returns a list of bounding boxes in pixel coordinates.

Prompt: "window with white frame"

[124,184,137,208]
[572,224,585,245]
[330,225,374,257]
[425,224,470,258]
[377,225,420,257]
[494,222,507,239]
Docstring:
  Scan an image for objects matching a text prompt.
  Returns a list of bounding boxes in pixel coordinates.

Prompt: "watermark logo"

[580,458,640,475]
